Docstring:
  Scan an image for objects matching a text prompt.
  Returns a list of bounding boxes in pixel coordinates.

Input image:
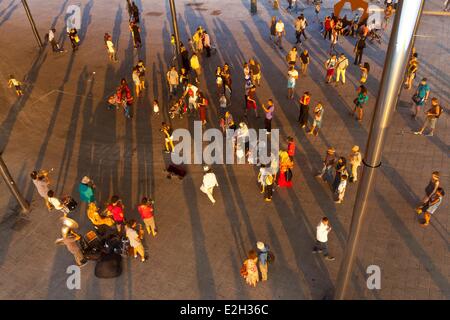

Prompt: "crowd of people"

[7,0,445,286]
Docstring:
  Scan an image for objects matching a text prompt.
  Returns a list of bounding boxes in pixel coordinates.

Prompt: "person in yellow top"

[192,26,204,52]
[160,122,174,153]
[190,53,201,84]
[8,75,23,96]
[278,150,294,188]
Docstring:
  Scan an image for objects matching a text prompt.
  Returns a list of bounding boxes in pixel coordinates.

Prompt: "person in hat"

[256,241,270,281]
[138,197,157,236]
[258,164,274,202]
[316,147,336,183]
[348,145,362,182]
[200,166,219,204]
[79,176,96,204]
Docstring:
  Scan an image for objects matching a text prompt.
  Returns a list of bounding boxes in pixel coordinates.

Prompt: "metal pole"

[169,0,181,69]
[334,0,424,300]
[0,154,30,213]
[21,0,43,48]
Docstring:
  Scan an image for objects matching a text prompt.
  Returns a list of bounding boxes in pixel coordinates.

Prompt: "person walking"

[307,103,324,136]
[329,29,338,55]
[203,31,211,57]
[335,53,349,85]
[316,147,337,183]
[323,16,332,40]
[183,83,199,113]
[275,18,286,49]
[324,54,337,83]
[348,145,362,182]
[411,78,430,119]
[414,98,442,136]
[404,54,418,89]
[354,36,366,65]
[138,197,157,236]
[359,62,370,84]
[286,47,298,66]
[105,195,125,232]
[300,49,310,75]
[221,63,232,102]
[48,28,63,52]
[418,188,445,227]
[180,44,191,72]
[262,99,275,134]
[197,91,209,126]
[312,217,335,261]
[249,58,262,87]
[161,122,174,153]
[8,75,24,96]
[287,65,299,100]
[68,28,80,52]
[30,171,51,210]
[190,53,201,84]
[78,176,96,204]
[270,16,277,43]
[298,91,311,128]
[256,241,270,281]
[332,156,348,193]
[125,220,146,262]
[241,250,259,287]
[200,166,219,204]
[117,79,134,118]
[106,35,118,62]
[352,85,369,121]
[245,85,259,118]
[132,67,141,98]
[135,60,146,91]
[258,164,274,202]
[335,174,348,204]
[129,21,142,48]
[416,171,440,214]
[277,151,294,188]
[167,66,179,98]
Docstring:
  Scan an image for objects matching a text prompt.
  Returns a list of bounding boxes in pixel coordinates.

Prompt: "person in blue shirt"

[257,241,270,281]
[78,176,95,204]
[412,78,430,119]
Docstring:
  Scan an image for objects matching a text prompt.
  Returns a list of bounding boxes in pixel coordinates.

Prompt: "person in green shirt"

[78,176,95,203]
[352,85,369,121]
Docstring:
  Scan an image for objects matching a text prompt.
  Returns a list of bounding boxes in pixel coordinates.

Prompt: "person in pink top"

[138,197,158,236]
[105,195,125,232]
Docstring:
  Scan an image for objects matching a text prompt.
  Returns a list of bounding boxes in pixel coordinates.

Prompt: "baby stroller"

[169,98,188,119]
[368,28,382,45]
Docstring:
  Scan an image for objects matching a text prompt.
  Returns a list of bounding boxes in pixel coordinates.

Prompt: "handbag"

[74,35,80,43]
[412,94,423,104]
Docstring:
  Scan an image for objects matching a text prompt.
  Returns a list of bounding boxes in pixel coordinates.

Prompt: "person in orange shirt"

[138,197,158,236]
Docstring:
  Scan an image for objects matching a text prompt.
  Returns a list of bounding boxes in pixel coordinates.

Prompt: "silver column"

[0,154,30,213]
[334,0,425,300]
[169,0,182,70]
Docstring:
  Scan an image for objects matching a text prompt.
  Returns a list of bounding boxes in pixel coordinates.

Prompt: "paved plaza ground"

[0,0,448,299]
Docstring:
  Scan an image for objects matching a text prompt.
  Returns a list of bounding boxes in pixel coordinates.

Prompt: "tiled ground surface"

[0,0,448,299]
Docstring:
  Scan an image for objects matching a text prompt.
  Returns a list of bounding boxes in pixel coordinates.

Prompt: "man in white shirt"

[47,190,70,215]
[312,217,335,261]
[182,83,199,112]
[200,166,219,204]
[275,19,285,49]
[167,66,179,97]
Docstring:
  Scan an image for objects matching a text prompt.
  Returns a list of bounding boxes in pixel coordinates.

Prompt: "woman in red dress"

[277,150,294,188]
[197,91,208,125]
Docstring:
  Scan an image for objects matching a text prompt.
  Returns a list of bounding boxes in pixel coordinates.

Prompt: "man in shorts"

[414,97,442,137]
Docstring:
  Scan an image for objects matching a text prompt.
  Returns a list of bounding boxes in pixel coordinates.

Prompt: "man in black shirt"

[354,36,366,65]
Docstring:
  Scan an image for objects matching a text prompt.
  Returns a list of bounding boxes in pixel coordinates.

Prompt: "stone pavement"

[0,0,448,299]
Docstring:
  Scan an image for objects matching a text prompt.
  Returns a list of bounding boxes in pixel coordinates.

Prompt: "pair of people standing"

[241,241,271,287]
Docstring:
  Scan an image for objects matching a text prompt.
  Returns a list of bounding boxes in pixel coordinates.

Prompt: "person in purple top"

[261,99,275,134]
